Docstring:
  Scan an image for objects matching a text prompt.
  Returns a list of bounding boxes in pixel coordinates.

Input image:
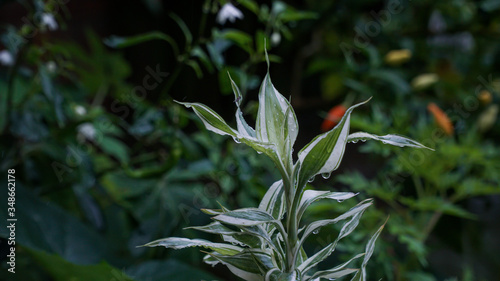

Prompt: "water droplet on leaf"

[321,172,331,179]
[308,176,315,183]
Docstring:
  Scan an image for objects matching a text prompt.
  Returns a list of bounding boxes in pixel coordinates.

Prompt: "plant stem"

[412,175,424,198]
[422,210,442,243]
[285,172,303,273]
[159,63,184,99]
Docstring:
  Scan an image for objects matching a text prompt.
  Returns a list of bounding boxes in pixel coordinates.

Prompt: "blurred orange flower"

[321,105,347,132]
[427,102,454,136]
[478,90,492,105]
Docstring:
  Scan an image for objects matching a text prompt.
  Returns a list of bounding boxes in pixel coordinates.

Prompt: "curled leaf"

[297,98,371,187]
[347,132,434,150]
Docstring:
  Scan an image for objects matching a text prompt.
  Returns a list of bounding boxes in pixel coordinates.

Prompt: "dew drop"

[313,229,319,235]
[337,199,344,203]
[308,176,315,183]
[233,137,241,144]
[257,151,263,154]
[361,139,367,142]
[321,172,331,179]
[352,140,358,143]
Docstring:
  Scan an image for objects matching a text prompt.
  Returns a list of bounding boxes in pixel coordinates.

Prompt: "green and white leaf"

[177,100,283,173]
[296,99,371,187]
[298,200,372,275]
[240,225,281,255]
[300,199,372,245]
[265,268,300,281]
[206,249,275,281]
[255,70,298,169]
[347,132,433,150]
[214,208,277,226]
[297,190,358,221]
[142,237,241,256]
[204,253,262,281]
[201,208,225,215]
[176,102,237,137]
[228,73,256,139]
[259,180,286,220]
[187,223,264,249]
[222,233,262,248]
[350,219,387,281]
[309,253,363,280]
[313,269,358,280]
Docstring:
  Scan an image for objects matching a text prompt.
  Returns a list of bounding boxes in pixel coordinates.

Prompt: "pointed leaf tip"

[177,101,237,137]
[347,132,434,151]
[264,38,270,70]
[297,99,371,185]
[227,72,243,107]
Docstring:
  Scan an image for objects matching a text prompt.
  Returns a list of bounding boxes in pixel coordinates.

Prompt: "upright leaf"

[350,219,388,281]
[259,180,286,220]
[255,71,298,168]
[228,73,256,139]
[296,99,371,188]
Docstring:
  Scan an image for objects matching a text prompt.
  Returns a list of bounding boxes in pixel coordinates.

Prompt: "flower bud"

[385,49,412,65]
[412,74,439,90]
[321,105,347,132]
[477,104,498,132]
[478,90,492,105]
[427,102,453,136]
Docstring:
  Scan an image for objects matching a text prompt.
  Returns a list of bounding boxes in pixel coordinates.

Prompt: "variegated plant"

[143,54,431,280]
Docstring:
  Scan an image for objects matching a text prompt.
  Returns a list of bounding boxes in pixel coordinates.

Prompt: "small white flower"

[46,61,57,73]
[41,13,58,31]
[78,123,96,141]
[74,105,87,116]
[271,32,281,46]
[216,3,243,24]
[0,50,14,66]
